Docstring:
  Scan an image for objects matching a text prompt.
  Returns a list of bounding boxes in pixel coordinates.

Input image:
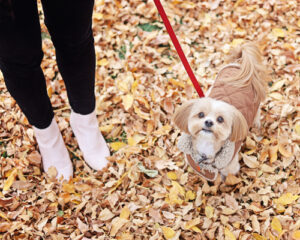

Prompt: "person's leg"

[0,0,72,180]
[0,0,53,129]
[41,0,96,114]
[41,0,110,170]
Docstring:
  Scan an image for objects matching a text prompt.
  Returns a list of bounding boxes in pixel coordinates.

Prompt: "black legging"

[0,0,96,129]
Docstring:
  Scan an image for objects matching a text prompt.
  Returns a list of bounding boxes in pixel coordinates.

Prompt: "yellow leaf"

[153,125,172,136]
[0,211,10,222]
[3,168,17,192]
[120,206,130,220]
[205,206,214,219]
[234,0,244,8]
[131,80,138,93]
[110,142,127,151]
[97,58,109,66]
[292,230,300,240]
[275,203,285,213]
[168,181,185,205]
[99,124,114,133]
[272,28,286,38]
[269,92,283,100]
[127,133,145,146]
[185,217,201,229]
[224,228,236,240]
[62,183,75,194]
[191,226,202,233]
[295,123,300,136]
[109,172,128,194]
[274,193,299,206]
[17,169,26,181]
[167,172,178,180]
[231,38,244,47]
[93,12,103,20]
[298,19,300,28]
[122,94,134,111]
[172,181,185,196]
[271,217,282,234]
[169,78,185,88]
[252,233,267,240]
[161,226,175,239]
[185,190,196,201]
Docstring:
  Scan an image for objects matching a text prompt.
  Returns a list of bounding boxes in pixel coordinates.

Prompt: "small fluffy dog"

[173,42,268,179]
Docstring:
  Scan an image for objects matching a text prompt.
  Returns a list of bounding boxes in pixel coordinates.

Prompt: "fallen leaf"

[252,233,267,240]
[77,218,89,233]
[224,228,236,240]
[167,171,178,180]
[242,154,259,168]
[110,217,128,236]
[162,226,175,239]
[99,208,115,221]
[137,162,158,178]
[120,206,130,220]
[205,206,214,219]
[185,190,196,201]
[122,94,134,111]
[269,145,278,163]
[3,168,17,192]
[278,143,292,158]
[110,141,127,151]
[225,174,242,185]
[271,217,282,234]
[272,28,286,38]
[0,222,10,233]
[292,230,300,240]
[185,217,201,229]
[274,193,299,206]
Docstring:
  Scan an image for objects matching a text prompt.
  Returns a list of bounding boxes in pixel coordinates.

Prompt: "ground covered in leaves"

[0,0,299,239]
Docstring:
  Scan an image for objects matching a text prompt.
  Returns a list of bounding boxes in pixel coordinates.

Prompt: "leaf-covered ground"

[0,0,299,239]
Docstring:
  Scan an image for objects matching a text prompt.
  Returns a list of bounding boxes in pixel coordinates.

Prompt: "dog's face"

[173,98,248,158]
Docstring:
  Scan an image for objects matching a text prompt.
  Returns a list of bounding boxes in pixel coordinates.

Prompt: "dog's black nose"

[205,120,214,128]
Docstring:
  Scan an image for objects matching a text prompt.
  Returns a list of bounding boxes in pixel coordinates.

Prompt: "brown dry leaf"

[0,0,299,238]
[225,174,242,185]
[278,143,293,158]
[242,154,259,168]
[269,145,278,163]
[0,222,10,233]
[99,208,115,221]
[110,217,128,237]
[76,218,89,233]
[149,208,163,223]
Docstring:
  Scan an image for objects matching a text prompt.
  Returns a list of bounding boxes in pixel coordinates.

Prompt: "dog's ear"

[173,100,195,133]
[230,108,248,142]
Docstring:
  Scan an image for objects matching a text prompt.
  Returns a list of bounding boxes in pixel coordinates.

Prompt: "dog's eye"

[217,116,224,123]
[198,112,205,118]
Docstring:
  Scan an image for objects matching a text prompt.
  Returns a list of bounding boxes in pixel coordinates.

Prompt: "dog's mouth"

[201,128,213,133]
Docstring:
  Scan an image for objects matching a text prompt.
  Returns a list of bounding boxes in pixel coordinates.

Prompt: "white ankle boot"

[70,110,110,170]
[33,118,73,180]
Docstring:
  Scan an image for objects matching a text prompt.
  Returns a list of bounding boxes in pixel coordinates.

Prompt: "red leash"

[153,0,204,98]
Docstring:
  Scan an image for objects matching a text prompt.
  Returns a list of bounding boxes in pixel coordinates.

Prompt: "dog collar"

[186,154,218,181]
